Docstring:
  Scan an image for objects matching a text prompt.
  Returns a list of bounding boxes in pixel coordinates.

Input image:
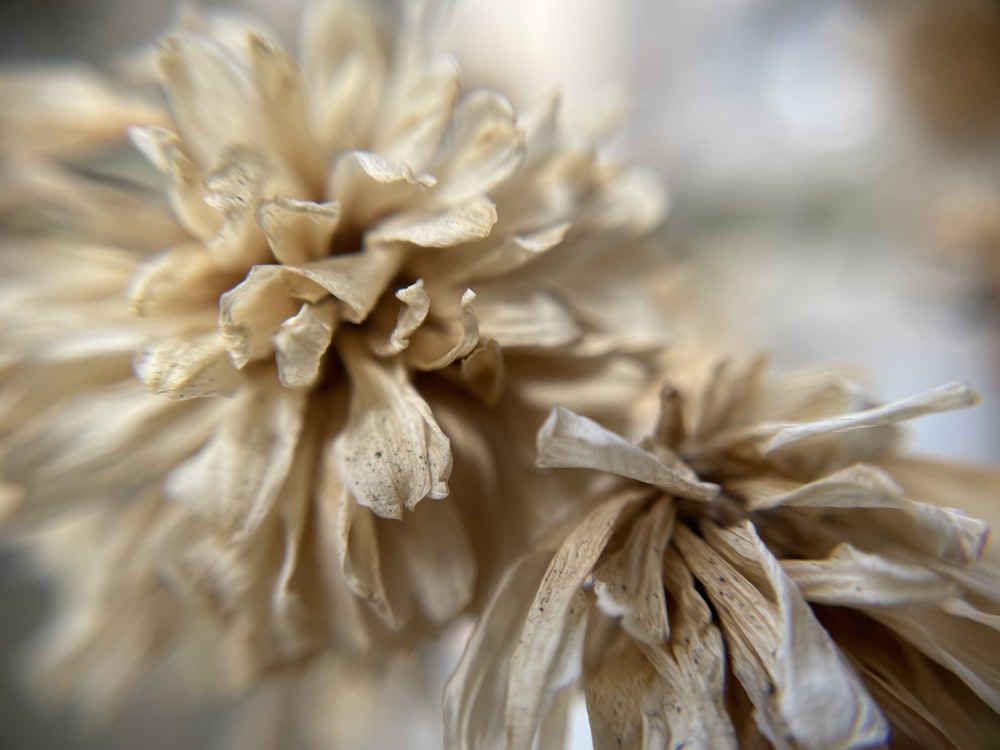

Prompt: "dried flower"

[0,0,669,716]
[446,355,1000,749]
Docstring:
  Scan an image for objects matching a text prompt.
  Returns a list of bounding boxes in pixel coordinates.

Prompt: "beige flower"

[446,355,1000,749]
[0,0,669,712]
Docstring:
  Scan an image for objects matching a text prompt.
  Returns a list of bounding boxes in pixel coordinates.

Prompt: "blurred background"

[3,0,1000,747]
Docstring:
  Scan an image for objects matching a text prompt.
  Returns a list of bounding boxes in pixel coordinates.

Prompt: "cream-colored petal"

[135,330,241,399]
[505,488,647,750]
[380,492,476,623]
[273,300,337,389]
[128,125,221,240]
[432,90,525,203]
[0,382,221,526]
[333,489,405,629]
[164,382,305,542]
[129,243,235,318]
[257,197,340,266]
[675,522,887,750]
[373,280,430,357]
[592,499,673,645]
[157,32,259,166]
[327,149,435,228]
[0,67,166,158]
[300,0,389,151]
[536,406,718,502]
[784,543,955,608]
[764,382,980,454]
[406,289,480,370]
[374,55,460,169]
[474,287,581,348]
[444,551,552,750]
[462,222,570,282]
[368,196,497,247]
[334,333,451,519]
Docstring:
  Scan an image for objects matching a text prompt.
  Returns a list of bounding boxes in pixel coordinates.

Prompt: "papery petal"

[592,499,673,645]
[128,125,222,240]
[273,300,338,389]
[406,289,480,370]
[368,196,497,247]
[633,547,736,749]
[130,243,236,318]
[505,488,648,750]
[164,382,305,541]
[334,332,451,519]
[783,543,955,608]
[444,551,552,750]
[373,280,430,357]
[675,522,887,750]
[135,331,241,399]
[764,382,980,454]
[474,287,581,348]
[536,406,718,502]
[257,197,340,266]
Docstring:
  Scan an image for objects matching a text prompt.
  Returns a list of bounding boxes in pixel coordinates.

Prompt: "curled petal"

[407,289,480,370]
[536,406,718,502]
[334,332,451,519]
[273,300,338,389]
[373,280,430,357]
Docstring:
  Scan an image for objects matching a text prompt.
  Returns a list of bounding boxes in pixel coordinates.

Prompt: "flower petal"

[273,300,338,389]
[334,332,452,519]
[368,196,497,247]
[675,522,888,750]
[164,381,306,542]
[504,488,647,750]
[256,197,340,266]
[536,406,718,502]
[135,331,241,399]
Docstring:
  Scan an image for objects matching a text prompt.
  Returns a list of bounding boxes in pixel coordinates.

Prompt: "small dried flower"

[0,0,668,716]
[447,355,1000,749]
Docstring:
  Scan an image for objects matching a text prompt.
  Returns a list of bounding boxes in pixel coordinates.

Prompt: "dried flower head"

[0,0,669,714]
[447,355,1000,749]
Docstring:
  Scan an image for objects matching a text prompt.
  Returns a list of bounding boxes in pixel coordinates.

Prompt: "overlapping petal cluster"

[447,356,1000,749]
[0,0,669,709]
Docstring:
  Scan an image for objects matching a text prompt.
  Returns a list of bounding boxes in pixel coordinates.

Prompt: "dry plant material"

[446,356,1000,749]
[0,0,670,731]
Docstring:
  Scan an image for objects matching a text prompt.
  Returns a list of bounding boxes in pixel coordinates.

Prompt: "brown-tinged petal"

[505,488,649,750]
[256,197,340,266]
[273,300,338,389]
[334,332,451,519]
[592,499,673,645]
[536,406,718,502]
[730,465,989,566]
[444,551,552,750]
[128,125,222,240]
[783,543,955,608]
[164,381,305,542]
[460,338,506,406]
[368,196,497,247]
[135,330,241,399]
[764,382,980,454]
[675,522,887,750]
[633,547,736,749]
